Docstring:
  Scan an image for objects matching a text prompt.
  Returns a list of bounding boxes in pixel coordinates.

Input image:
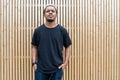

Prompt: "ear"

[56,13,58,16]
[43,13,45,17]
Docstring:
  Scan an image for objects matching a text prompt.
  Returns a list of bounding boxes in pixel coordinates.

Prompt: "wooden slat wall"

[0,0,120,80]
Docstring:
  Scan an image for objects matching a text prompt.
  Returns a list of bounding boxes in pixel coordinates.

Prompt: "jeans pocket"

[56,69,63,79]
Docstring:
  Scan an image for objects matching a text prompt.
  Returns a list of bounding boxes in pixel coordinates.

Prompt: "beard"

[47,19,54,22]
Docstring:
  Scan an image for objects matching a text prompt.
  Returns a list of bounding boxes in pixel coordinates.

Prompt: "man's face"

[44,6,57,22]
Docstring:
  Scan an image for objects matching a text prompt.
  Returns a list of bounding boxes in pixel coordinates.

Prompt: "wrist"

[64,61,68,65]
[32,61,37,66]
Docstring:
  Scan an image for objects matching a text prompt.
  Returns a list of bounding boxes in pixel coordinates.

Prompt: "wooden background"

[0,0,120,80]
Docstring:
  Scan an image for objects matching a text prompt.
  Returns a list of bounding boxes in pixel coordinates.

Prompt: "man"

[31,5,72,80]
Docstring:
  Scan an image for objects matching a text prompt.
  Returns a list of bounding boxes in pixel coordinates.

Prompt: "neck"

[45,21,57,28]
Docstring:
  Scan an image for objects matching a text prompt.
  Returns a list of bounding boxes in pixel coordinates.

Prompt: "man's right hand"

[33,64,37,71]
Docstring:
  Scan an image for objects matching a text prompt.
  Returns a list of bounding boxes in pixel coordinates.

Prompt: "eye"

[46,10,50,13]
[51,10,55,12]
[46,10,56,13]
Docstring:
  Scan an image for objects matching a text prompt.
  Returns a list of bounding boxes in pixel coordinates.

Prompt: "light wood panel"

[0,0,120,80]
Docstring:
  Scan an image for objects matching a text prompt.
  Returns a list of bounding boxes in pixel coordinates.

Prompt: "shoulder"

[58,24,68,32]
[34,24,44,32]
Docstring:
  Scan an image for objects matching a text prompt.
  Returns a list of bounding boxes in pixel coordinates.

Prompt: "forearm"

[64,45,71,64]
[32,46,38,63]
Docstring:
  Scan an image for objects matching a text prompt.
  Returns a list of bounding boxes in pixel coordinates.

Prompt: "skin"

[32,5,71,71]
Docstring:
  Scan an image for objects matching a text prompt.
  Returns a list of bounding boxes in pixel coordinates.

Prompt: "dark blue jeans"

[35,69,63,80]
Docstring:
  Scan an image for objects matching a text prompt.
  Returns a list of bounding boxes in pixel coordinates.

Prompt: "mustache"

[48,13,53,15]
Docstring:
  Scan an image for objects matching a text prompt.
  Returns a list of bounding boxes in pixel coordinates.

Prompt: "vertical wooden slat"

[101,0,104,79]
[111,0,115,79]
[29,0,32,80]
[68,0,72,80]
[0,0,3,80]
[114,1,117,80]
[7,0,10,80]
[116,0,120,80]
[14,0,17,80]
[72,0,74,80]
[98,0,102,80]
[21,1,24,80]
[0,0,1,78]
[87,0,91,80]
[10,0,13,80]
[77,0,80,78]
[27,1,29,80]
[90,0,96,80]
[13,0,15,80]
[79,0,83,80]
[103,0,107,80]
[18,0,20,80]
[96,0,100,79]
[106,0,111,80]
[3,1,7,80]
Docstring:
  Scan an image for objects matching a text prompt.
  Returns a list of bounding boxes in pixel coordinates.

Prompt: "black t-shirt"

[31,24,72,73]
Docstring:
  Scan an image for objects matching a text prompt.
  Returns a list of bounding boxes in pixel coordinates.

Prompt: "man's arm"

[59,45,71,70]
[32,46,38,70]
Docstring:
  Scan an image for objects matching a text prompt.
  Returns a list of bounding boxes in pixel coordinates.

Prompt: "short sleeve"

[31,29,39,46]
[62,28,72,48]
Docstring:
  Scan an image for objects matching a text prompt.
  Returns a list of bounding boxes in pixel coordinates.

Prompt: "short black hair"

[43,5,58,14]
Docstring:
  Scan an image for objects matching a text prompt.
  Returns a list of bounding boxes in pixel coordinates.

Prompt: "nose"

[49,10,53,13]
